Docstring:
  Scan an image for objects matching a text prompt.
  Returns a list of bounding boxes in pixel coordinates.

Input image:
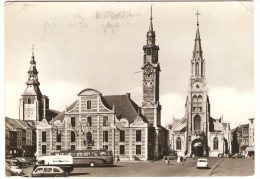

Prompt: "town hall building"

[35,7,168,160]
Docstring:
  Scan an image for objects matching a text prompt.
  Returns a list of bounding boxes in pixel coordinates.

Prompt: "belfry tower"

[141,6,161,127]
[185,11,210,157]
[19,46,46,121]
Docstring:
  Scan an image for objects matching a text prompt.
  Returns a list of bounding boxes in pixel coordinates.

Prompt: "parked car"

[31,166,67,177]
[6,159,22,168]
[5,161,24,176]
[232,153,245,159]
[15,157,34,165]
[196,158,209,169]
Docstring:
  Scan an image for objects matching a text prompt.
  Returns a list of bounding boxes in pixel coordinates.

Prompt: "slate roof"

[104,94,148,124]
[172,117,186,131]
[22,85,41,96]
[52,100,77,123]
[5,117,31,130]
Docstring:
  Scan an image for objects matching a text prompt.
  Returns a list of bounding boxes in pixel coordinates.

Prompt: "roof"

[104,94,147,124]
[172,117,186,132]
[22,85,41,96]
[52,100,77,123]
[5,117,31,130]
[209,117,223,131]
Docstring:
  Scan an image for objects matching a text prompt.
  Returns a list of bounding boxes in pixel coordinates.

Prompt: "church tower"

[142,6,161,127]
[19,46,45,121]
[186,12,210,157]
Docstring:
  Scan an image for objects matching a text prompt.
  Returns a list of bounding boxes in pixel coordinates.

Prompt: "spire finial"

[32,44,35,56]
[149,5,153,32]
[195,10,200,26]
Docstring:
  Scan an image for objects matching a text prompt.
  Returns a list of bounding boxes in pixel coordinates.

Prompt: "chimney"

[126,93,131,99]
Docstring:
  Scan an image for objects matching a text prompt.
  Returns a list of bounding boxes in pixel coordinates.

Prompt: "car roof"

[36,166,62,169]
[197,158,207,161]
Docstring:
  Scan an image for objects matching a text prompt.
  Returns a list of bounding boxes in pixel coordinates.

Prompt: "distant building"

[169,14,231,157]
[5,117,36,158]
[231,118,254,157]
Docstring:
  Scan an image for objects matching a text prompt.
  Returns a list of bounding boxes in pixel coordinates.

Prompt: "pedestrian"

[117,155,120,162]
[192,154,195,160]
[180,156,183,165]
[177,156,180,165]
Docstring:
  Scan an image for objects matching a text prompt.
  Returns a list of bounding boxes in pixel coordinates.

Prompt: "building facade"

[170,14,231,157]
[35,7,167,160]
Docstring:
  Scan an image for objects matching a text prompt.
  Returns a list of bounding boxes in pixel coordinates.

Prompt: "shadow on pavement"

[70,173,90,176]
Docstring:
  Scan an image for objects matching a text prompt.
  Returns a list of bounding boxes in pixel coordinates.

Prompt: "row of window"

[42,130,142,143]
[70,116,109,128]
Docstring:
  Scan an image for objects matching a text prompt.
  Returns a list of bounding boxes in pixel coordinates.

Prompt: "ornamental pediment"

[78,88,101,96]
[116,118,129,128]
[37,119,52,129]
[130,116,148,127]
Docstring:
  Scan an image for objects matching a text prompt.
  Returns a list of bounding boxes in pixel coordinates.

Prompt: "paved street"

[18,157,254,177]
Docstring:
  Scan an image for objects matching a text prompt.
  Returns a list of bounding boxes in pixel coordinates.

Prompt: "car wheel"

[89,162,95,167]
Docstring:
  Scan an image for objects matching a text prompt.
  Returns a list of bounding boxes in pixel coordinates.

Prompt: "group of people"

[163,156,185,165]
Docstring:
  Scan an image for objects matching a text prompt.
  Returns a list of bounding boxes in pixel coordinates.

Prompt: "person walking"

[180,156,183,165]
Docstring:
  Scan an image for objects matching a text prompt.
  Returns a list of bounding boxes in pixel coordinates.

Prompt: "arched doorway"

[192,139,203,157]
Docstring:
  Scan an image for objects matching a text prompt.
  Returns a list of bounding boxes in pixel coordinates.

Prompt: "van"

[34,155,74,174]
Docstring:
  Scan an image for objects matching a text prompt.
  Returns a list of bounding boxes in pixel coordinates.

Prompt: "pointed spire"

[193,11,203,59]
[26,44,39,85]
[149,5,153,32]
[30,44,36,64]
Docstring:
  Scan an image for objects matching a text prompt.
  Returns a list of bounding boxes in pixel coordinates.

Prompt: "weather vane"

[195,10,201,26]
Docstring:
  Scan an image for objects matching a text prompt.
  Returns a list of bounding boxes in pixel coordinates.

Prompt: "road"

[18,157,254,177]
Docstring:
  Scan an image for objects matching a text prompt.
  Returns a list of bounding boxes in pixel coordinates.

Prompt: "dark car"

[6,159,22,168]
[232,153,245,159]
[31,166,67,177]
[15,157,35,165]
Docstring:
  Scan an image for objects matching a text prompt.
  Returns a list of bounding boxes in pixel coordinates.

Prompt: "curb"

[207,158,225,176]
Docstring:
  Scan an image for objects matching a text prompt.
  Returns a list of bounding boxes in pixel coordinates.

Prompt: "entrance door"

[192,140,203,157]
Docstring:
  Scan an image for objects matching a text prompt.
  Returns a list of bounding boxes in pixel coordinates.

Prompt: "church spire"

[26,44,40,86]
[147,5,156,45]
[193,10,203,60]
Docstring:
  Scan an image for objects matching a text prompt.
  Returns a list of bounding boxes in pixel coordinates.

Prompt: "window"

[87,117,92,127]
[71,145,75,150]
[42,131,46,142]
[53,168,61,173]
[193,107,196,111]
[120,145,125,155]
[198,95,203,103]
[194,115,201,131]
[176,137,181,150]
[87,100,91,109]
[86,132,92,145]
[213,137,218,150]
[71,131,75,142]
[71,117,76,127]
[28,98,31,104]
[56,145,61,150]
[136,145,141,155]
[56,131,61,142]
[103,145,108,150]
[120,130,125,142]
[192,95,198,103]
[103,131,108,142]
[42,145,46,155]
[103,116,109,126]
[136,130,141,142]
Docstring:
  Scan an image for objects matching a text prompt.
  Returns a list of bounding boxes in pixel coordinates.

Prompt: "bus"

[51,149,114,167]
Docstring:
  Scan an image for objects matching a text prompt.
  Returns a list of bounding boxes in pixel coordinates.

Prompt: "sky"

[4,1,254,129]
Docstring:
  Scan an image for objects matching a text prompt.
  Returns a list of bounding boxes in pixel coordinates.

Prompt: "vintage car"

[196,158,209,169]
[31,166,67,177]
[5,161,24,176]
[232,153,245,159]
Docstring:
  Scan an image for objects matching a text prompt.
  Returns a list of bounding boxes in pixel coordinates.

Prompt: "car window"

[53,168,61,173]
[198,160,207,162]
[44,168,52,172]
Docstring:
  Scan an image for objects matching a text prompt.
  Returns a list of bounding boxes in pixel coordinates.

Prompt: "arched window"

[192,95,198,103]
[196,62,199,75]
[198,95,203,103]
[86,132,92,145]
[28,98,31,104]
[194,115,201,131]
[213,137,218,150]
[176,137,181,150]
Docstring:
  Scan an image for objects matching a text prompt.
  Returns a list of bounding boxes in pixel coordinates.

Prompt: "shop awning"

[246,146,255,152]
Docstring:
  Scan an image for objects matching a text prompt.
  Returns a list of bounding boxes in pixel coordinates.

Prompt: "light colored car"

[196,158,209,169]
[31,166,67,177]
[6,165,24,176]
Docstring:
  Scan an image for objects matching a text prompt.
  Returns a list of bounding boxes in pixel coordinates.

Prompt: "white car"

[196,158,209,169]
[6,165,24,176]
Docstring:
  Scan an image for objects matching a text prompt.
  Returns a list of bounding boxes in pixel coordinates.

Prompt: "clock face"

[144,65,153,75]
[193,82,203,91]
